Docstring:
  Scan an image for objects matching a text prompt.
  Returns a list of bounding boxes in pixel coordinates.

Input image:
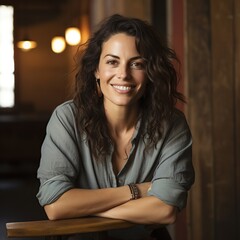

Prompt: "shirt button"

[118,179,124,185]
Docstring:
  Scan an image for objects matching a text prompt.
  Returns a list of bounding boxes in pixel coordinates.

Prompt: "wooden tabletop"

[6,217,135,238]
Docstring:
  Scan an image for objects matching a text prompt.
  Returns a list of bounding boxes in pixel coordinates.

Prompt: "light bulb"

[51,36,66,53]
[65,27,81,46]
[17,40,37,51]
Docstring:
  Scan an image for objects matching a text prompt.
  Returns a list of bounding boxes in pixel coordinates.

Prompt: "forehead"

[101,33,138,55]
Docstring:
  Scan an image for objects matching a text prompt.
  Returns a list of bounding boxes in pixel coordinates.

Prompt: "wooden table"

[6,217,135,239]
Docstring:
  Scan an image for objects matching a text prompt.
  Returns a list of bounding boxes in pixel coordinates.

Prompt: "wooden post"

[185,0,240,239]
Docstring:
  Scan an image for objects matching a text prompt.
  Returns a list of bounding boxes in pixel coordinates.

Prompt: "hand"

[136,182,151,198]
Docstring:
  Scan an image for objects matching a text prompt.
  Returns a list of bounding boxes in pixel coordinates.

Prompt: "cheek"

[99,68,116,80]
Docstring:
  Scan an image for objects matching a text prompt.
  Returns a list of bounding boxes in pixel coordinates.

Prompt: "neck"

[104,104,140,136]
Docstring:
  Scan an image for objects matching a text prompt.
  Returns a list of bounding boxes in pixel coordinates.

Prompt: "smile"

[111,84,135,91]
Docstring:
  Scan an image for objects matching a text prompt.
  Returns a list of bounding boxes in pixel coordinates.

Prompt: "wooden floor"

[0,174,46,240]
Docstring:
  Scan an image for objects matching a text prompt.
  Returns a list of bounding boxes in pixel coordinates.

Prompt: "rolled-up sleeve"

[36,102,80,206]
[37,175,74,206]
[147,112,195,211]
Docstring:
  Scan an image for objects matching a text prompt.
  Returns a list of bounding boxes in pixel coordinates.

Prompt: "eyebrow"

[103,54,143,61]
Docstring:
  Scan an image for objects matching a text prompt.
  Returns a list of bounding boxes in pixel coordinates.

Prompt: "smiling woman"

[0,5,15,108]
[36,14,195,240]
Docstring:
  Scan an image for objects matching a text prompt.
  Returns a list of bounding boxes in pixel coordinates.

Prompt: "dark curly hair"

[73,14,185,160]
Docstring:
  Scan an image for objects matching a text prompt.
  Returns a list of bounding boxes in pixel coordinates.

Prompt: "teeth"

[113,85,132,91]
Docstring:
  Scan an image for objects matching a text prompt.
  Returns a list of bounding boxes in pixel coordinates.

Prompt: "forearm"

[95,196,177,225]
[44,186,131,220]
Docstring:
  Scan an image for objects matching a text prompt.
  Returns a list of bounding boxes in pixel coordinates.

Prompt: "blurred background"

[0,0,239,240]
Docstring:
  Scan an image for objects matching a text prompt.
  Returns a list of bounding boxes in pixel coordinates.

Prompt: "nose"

[117,63,129,79]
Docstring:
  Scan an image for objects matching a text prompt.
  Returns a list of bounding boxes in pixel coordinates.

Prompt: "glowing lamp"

[65,27,81,46]
[51,36,66,53]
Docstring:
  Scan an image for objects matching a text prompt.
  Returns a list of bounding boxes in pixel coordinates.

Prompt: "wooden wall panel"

[185,1,214,239]
[234,0,240,238]
[186,0,240,239]
[211,1,236,239]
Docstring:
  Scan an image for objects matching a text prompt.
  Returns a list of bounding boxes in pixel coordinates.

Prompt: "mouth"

[111,84,135,92]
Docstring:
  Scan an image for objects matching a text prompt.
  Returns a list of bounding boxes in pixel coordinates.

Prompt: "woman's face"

[95,33,147,109]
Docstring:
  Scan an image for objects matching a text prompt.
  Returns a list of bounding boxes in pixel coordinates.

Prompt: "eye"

[130,61,145,70]
[106,59,119,67]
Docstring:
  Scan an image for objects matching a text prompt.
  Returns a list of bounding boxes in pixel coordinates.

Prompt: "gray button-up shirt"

[37,100,194,212]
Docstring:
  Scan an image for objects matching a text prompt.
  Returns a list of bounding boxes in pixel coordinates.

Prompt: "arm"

[95,196,177,225]
[44,182,176,225]
[44,182,152,220]
[44,186,129,220]
[93,183,177,225]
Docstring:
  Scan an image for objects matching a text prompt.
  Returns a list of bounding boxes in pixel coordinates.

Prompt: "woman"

[37,14,195,239]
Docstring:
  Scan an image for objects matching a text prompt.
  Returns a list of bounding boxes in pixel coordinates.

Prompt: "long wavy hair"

[73,14,185,160]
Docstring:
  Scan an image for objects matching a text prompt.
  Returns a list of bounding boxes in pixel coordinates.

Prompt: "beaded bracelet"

[128,183,139,200]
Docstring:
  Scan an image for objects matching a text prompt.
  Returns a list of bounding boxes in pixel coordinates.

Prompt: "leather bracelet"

[128,183,139,200]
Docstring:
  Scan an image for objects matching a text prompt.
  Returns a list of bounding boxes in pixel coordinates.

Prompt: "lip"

[111,84,135,93]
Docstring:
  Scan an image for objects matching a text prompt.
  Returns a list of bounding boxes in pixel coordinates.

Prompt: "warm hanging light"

[51,36,66,53]
[17,39,37,51]
[65,27,81,46]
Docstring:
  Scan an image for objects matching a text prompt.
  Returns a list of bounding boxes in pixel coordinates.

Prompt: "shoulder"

[53,100,77,120]
[48,100,77,130]
[54,100,77,116]
[163,109,191,139]
[170,109,189,128]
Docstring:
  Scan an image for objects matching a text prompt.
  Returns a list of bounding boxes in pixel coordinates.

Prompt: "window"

[0,5,15,108]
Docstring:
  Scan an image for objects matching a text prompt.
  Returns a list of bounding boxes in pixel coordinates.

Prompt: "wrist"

[128,183,140,200]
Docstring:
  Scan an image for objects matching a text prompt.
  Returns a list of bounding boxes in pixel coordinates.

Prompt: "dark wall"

[0,114,49,176]
[151,0,167,40]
